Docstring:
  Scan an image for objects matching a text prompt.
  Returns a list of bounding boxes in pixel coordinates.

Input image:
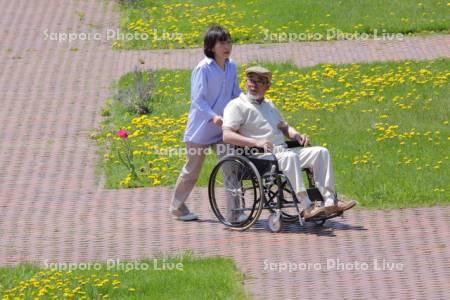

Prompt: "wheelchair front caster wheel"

[313,219,326,226]
[268,212,282,232]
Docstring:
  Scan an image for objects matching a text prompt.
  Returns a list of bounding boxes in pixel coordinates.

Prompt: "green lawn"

[114,0,450,49]
[93,58,449,209]
[0,256,247,299]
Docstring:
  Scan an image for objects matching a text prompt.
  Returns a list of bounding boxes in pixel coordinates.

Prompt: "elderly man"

[222,66,356,219]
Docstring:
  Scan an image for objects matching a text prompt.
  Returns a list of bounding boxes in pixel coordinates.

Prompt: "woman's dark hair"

[203,25,231,59]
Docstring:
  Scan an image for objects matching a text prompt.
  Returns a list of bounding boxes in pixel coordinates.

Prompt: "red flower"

[117,129,128,139]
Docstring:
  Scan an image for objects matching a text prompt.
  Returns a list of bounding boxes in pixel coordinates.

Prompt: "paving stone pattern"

[1,0,449,299]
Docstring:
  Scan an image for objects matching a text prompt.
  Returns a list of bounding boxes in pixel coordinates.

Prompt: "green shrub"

[114,68,156,115]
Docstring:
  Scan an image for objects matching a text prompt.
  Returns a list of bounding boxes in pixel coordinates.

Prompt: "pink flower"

[117,129,128,139]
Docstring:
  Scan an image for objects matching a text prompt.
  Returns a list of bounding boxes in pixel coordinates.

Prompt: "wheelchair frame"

[208,140,343,232]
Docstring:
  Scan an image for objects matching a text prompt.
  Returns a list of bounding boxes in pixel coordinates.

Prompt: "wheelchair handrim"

[208,155,264,230]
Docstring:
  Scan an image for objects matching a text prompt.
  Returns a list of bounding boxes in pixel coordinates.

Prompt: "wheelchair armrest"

[285,140,304,148]
[233,145,265,155]
[250,147,265,153]
[234,141,304,152]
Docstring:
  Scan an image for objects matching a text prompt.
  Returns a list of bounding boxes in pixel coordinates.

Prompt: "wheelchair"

[208,140,343,232]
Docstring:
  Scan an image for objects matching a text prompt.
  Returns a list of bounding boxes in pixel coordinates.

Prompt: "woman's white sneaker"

[176,212,199,221]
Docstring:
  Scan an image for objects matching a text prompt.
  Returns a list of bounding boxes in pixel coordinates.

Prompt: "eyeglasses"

[246,77,267,86]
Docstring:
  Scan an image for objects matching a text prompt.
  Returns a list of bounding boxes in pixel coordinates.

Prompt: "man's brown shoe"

[324,205,340,216]
[303,206,326,220]
[337,200,357,212]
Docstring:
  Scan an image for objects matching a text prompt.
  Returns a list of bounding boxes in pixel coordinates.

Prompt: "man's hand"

[212,115,223,126]
[254,139,274,152]
[294,133,310,147]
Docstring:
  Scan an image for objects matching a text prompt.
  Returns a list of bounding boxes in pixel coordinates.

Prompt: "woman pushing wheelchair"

[170,22,356,226]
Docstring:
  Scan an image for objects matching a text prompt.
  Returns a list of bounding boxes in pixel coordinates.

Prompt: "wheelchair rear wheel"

[209,155,264,230]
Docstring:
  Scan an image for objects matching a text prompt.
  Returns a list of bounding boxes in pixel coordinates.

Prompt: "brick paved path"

[1,0,449,299]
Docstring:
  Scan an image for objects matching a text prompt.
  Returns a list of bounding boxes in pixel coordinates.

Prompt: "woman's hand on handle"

[212,115,223,126]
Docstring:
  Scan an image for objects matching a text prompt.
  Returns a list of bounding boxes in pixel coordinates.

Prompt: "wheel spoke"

[209,157,263,229]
